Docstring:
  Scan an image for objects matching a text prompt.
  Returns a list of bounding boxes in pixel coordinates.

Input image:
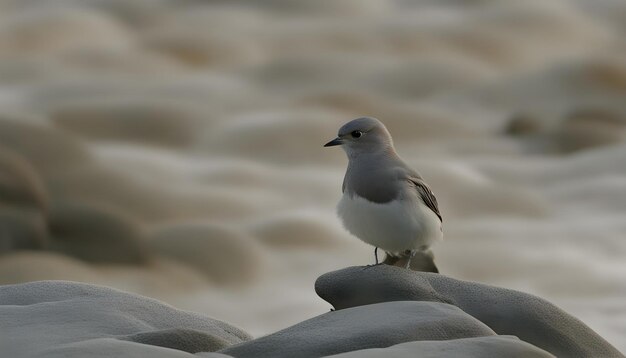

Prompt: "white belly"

[337,193,442,253]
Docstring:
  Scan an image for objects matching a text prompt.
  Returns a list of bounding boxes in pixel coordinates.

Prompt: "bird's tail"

[383,249,439,273]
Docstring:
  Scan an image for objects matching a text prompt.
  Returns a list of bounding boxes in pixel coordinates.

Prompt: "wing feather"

[410,178,442,223]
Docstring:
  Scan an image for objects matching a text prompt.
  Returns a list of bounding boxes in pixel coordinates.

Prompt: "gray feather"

[410,178,442,223]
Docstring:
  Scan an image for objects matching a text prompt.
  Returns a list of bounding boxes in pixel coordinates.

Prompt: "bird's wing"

[409,177,442,223]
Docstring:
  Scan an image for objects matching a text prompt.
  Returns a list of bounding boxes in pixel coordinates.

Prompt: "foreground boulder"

[0,280,250,358]
[316,265,624,358]
[220,301,497,358]
[324,335,554,358]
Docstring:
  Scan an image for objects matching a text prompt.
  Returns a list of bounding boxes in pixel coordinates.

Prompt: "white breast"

[337,192,442,253]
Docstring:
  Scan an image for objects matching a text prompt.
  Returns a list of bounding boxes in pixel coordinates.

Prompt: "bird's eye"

[351,130,362,138]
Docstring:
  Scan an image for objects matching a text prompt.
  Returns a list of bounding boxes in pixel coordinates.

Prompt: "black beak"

[323,137,343,147]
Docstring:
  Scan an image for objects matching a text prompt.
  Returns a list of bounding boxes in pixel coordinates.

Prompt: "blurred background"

[0,0,625,351]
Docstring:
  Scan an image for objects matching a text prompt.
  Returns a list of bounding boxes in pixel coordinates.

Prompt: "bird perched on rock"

[324,117,442,272]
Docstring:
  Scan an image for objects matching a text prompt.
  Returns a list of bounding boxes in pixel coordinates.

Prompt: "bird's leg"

[374,247,379,265]
[362,247,383,270]
[404,250,417,269]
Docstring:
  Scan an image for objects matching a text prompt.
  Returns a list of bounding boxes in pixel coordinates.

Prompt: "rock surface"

[220,301,496,358]
[315,265,624,358]
[324,335,554,358]
[147,223,264,284]
[47,201,148,264]
[0,280,250,358]
[1,268,623,358]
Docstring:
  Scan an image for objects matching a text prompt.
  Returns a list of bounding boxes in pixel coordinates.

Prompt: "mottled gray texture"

[324,335,554,358]
[0,280,249,358]
[315,265,624,358]
[120,329,232,353]
[220,301,496,358]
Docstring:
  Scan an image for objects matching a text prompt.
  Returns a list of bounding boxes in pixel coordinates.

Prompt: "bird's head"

[324,117,394,157]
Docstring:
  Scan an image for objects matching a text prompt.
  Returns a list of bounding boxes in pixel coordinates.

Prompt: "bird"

[324,117,442,272]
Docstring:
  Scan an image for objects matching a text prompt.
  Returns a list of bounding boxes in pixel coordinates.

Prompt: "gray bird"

[324,117,442,272]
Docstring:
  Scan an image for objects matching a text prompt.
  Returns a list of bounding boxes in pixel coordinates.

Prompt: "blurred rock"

[46,163,264,223]
[365,58,492,98]
[209,0,391,15]
[439,181,549,219]
[0,209,47,253]
[315,265,624,358]
[0,251,97,285]
[51,99,208,147]
[0,7,132,57]
[249,213,341,249]
[0,148,49,252]
[220,301,496,358]
[300,93,480,142]
[555,108,626,153]
[504,113,544,136]
[0,115,91,175]
[139,7,268,68]
[208,110,341,165]
[0,280,249,357]
[142,28,265,68]
[0,148,48,211]
[325,335,553,358]
[148,223,265,284]
[581,57,626,92]
[48,201,148,264]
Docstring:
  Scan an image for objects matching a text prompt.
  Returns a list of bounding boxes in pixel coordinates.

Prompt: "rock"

[0,7,132,57]
[0,148,49,211]
[0,209,47,253]
[0,251,98,285]
[248,213,341,249]
[147,223,265,284]
[207,110,341,165]
[220,301,496,358]
[324,335,554,358]
[41,338,234,358]
[119,328,232,353]
[0,115,91,176]
[45,163,262,222]
[50,99,209,148]
[300,93,479,142]
[364,58,491,99]
[0,280,249,358]
[47,201,148,264]
[315,265,624,358]
[555,108,626,153]
[0,148,49,252]
[504,113,544,136]
[142,26,265,68]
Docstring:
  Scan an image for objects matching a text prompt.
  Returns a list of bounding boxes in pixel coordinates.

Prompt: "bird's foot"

[361,262,385,271]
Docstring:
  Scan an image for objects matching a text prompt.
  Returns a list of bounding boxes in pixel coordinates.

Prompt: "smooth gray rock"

[220,301,496,358]
[315,265,624,358]
[0,280,248,358]
[324,335,554,358]
[119,329,232,353]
